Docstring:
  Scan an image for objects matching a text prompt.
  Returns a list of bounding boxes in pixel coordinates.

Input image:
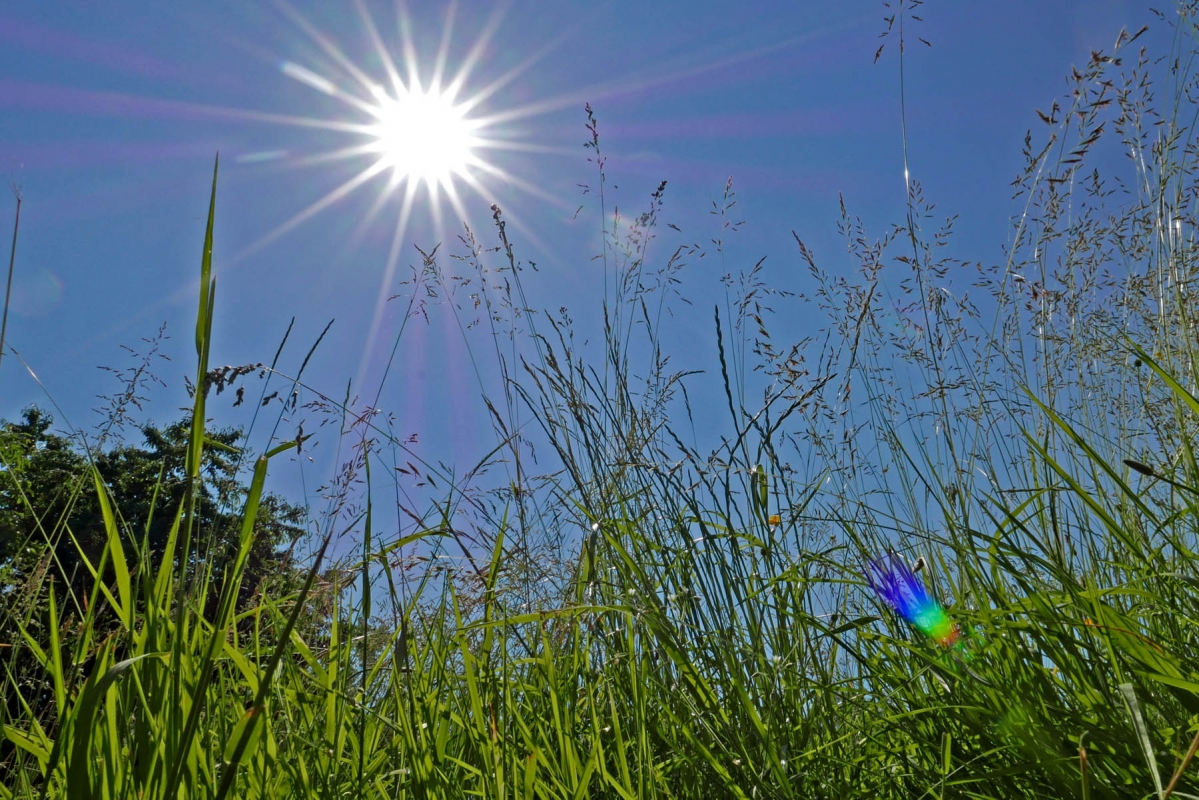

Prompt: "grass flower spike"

[869,553,961,648]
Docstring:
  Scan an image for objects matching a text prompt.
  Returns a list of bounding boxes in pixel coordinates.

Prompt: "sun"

[224,1,572,395]
[229,1,558,264]
[366,83,481,189]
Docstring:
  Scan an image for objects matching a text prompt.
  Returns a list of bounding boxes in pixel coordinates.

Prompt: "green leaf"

[223,704,265,765]
[67,652,169,800]
[93,468,132,630]
[1120,683,1164,799]
[3,723,51,765]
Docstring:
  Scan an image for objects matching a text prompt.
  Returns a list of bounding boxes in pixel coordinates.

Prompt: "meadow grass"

[9,5,1199,798]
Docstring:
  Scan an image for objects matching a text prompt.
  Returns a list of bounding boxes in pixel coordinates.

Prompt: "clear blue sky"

[0,1,1145,503]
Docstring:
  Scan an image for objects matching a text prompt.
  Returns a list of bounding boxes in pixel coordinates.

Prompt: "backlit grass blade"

[92,469,132,631]
[163,155,221,800]
[1121,683,1165,799]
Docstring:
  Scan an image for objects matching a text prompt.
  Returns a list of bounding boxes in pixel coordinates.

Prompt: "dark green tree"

[0,407,313,783]
[0,406,306,607]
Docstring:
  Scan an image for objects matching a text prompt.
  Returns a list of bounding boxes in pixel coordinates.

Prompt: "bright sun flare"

[241,0,555,263]
[366,85,480,187]
[235,2,561,392]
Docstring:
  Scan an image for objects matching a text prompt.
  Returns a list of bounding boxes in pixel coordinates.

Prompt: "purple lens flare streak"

[868,553,961,649]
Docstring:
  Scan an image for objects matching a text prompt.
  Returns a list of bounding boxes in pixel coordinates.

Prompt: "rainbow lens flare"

[868,554,961,648]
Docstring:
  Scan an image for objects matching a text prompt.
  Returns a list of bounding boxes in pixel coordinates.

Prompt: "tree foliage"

[0,406,305,604]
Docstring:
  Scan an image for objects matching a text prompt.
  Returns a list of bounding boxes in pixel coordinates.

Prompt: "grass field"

[7,6,1199,798]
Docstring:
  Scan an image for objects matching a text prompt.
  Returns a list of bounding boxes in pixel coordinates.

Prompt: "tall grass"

[9,4,1199,798]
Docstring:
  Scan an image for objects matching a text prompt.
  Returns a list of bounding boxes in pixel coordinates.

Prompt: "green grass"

[9,5,1199,798]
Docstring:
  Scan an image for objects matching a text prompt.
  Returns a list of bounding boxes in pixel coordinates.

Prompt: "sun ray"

[219,107,366,133]
[38,2,879,384]
[430,2,457,95]
[470,139,578,157]
[339,172,406,257]
[427,179,444,234]
[388,181,419,293]
[291,142,382,167]
[394,0,423,93]
[231,159,390,262]
[455,22,578,117]
[470,23,856,130]
[274,0,381,97]
[218,1,862,318]
[276,60,387,119]
[442,2,508,103]
[453,170,494,205]
[5,78,380,135]
[352,0,404,92]
[465,158,569,210]
[279,61,339,96]
[443,183,471,235]
[482,201,558,269]
[222,1,535,274]
[359,180,419,404]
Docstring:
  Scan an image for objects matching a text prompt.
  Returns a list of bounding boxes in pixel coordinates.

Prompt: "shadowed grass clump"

[10,3,1199,798]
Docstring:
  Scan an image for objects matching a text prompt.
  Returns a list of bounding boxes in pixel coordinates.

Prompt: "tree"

[0,407,312,779]
[0,407,306,607]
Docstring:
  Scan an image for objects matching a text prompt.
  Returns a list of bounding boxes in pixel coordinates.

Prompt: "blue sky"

[0,1,1145,512]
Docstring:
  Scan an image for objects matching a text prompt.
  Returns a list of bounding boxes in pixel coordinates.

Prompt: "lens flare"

[868,553,960,648]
